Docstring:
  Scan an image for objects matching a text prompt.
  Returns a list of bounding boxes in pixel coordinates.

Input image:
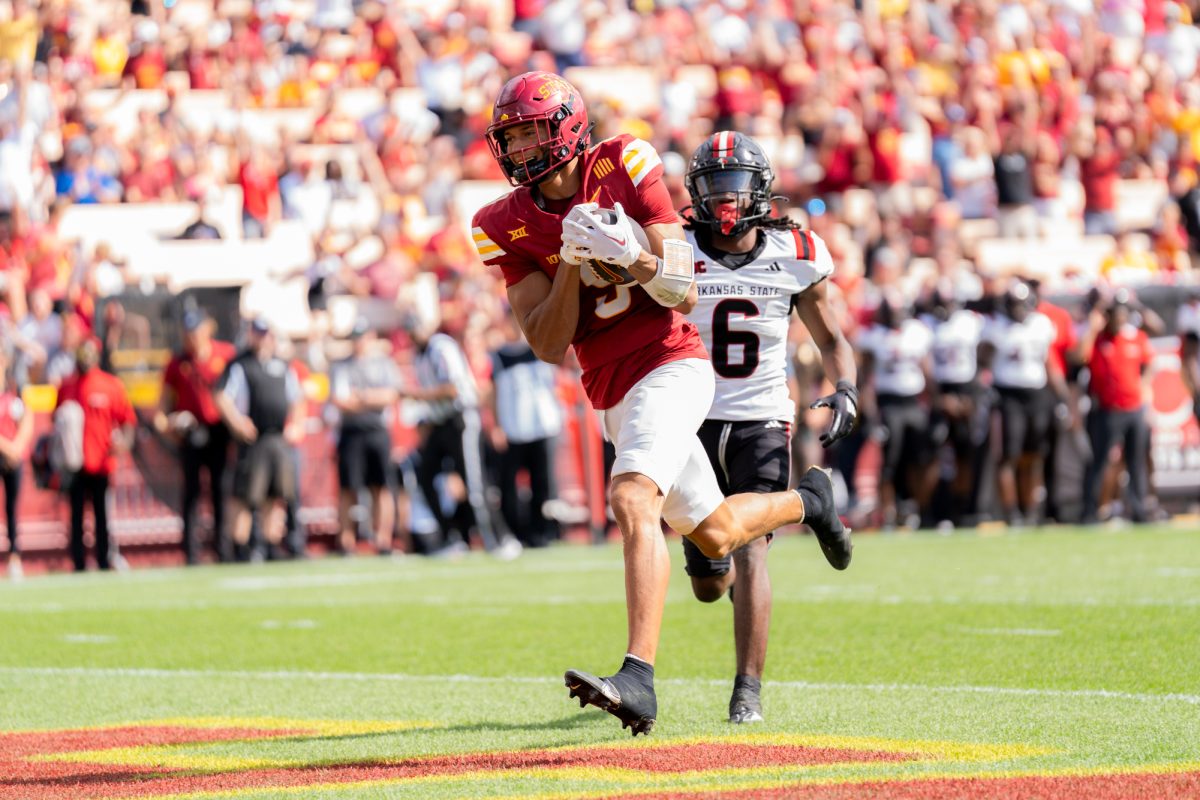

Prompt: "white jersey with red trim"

[686,226,834,422]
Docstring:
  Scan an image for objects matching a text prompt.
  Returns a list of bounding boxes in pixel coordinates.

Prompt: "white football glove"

[559,201,643,269]
[559,240,586,266]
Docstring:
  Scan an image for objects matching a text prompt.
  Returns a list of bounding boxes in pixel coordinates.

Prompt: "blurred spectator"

[16,288,58,382]
[1079,127,1121,236]
[951,128,996,220]
[1101,231,1161,285]
[237,144,281,240]
[175,198,223,240]
[56,337,135,572]
[157,311,236,565]
[993,124,1038,238]
[0,347,31,580]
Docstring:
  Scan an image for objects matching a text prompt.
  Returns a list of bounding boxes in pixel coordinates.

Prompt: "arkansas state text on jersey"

[472,134,707,410]
[687,227,834,422]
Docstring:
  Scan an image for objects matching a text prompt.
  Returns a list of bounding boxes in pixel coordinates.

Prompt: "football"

[579,208,650,286]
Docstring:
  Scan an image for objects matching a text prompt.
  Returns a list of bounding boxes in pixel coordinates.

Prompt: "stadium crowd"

[0,0,1199,570]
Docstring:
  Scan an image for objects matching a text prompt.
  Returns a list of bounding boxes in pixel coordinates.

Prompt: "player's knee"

[609,474,659,532]
[732,537,768,570]
[691,575,728,603]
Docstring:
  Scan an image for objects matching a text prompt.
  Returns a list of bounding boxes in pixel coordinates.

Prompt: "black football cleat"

[797,466,852,570]
[728,677,764,724]
[565,668,657,736]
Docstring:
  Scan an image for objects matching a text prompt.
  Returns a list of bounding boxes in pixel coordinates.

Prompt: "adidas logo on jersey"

[766,262,783,272]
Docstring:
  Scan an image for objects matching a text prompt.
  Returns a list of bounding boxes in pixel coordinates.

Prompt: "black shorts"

[337,427,395,491]
[996,385,1053,460]
[681,419,790,578]
[877,394,931,483]
[234,433,296,507]
[934,381,981,454]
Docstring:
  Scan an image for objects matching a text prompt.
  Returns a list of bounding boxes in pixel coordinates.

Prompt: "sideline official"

[216,320,303,561]
[330,318,400,555]
[489,321,562,548]
[403,316,518,558]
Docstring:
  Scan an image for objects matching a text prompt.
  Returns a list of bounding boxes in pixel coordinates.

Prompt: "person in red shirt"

[1032,281,1078,522]
[472,72,846,735]
[1078,126,1120,236]
[0,348,33,580]
[1080,296,1154,523]
[156,310,236,565]
[56,337,135,571]
[237,146,280,240]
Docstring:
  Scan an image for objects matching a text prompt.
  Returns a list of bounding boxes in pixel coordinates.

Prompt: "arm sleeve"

[117,383,136,427]
[223,363,249,415]
[804,231,836,280]
[1141,332,1155,367]
[285,368,302,405]
[435,339,469,387]
[472,209,541,288]
[330,363,350,401]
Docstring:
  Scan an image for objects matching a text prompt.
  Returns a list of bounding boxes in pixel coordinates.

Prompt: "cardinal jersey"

[472,134,708,410]
[982,312,1056,389]
[925,309,984,385]
[687,227,834,422]
[857,320,934,397]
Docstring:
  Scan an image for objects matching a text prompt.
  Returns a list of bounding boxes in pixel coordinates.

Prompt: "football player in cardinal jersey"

[681,132,858,724]
[472,72,847,736]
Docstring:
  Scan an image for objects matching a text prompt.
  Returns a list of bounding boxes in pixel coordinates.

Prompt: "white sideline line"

[0,666,1196,706]
[952,626,1062,637]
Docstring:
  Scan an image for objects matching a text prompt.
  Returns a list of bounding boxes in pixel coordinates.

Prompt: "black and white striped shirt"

[415,333,477,424]
[491,343,562,444]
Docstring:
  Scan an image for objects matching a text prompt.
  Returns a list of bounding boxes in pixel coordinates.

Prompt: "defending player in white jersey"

[979,280,1063,526]
[682,132,858,724]
[856,294,936,528]
[922,287,987,526]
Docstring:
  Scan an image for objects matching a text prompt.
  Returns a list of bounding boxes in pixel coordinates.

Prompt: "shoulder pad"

[788,229,834,279]
[620,137,663,188]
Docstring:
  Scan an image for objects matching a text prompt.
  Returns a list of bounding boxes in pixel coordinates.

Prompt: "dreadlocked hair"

[759,215,803,231]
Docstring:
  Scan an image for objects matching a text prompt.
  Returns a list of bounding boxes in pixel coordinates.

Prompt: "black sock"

[617,655,655,686]
[733,674,761,693]
[797,486,824,522]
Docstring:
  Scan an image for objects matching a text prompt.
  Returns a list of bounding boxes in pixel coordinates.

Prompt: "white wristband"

[644,239,694,307]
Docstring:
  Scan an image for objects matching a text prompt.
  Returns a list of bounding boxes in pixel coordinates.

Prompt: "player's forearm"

[819,332,857,390]
[524,265,581,364]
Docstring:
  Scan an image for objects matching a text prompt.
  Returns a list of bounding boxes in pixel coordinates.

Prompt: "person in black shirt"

[215,320,303,561]
[993,123,1037,239]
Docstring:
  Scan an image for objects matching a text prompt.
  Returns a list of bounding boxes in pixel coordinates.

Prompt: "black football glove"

[811,380,859,448]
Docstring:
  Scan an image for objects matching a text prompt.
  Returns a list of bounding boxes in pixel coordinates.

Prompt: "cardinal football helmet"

[486,71,591,187]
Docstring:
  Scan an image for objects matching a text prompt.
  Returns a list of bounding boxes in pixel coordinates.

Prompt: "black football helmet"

[685,131,775,237]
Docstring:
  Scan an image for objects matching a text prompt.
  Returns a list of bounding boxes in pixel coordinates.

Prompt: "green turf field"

[2,525,1199,799]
